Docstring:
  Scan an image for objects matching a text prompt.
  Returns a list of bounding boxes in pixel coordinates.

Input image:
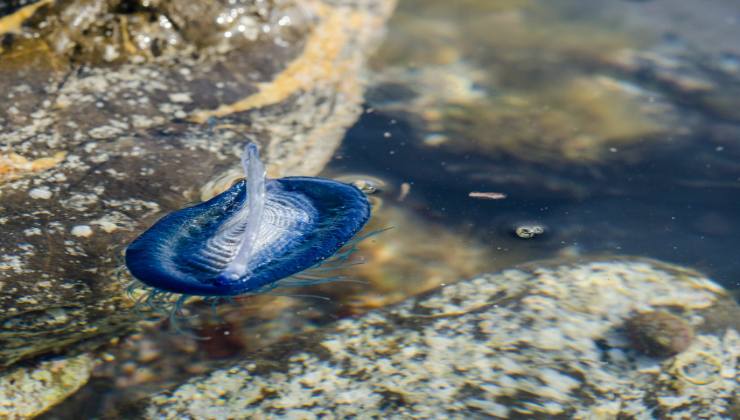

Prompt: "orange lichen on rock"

[0,151,66,183]
[0,0,53,37]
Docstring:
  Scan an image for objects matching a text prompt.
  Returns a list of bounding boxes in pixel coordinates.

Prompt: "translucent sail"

[220,143,267,280]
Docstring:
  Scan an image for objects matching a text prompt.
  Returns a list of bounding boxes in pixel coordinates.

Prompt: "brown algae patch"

[144,258,739,418]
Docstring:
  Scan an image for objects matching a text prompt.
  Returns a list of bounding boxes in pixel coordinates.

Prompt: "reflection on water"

[41,0,740,417]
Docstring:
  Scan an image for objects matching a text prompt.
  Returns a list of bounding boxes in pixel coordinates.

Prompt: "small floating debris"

[469,191,507,200]
[397,182,411,201]
[514,224,545,239]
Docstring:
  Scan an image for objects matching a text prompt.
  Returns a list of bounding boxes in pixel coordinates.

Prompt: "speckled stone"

[143,258,739,419]
[0,353,93,419]
[0,0,396,368]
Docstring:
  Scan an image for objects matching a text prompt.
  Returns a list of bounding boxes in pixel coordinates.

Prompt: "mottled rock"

[144,258,739,419]
[0,353,93,419]
[0,0,396,368]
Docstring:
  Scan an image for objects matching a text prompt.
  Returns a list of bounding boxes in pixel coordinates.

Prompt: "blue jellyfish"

[125,143,372,317]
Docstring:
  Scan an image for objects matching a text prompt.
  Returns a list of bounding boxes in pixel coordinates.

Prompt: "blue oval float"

[125,143,371,297]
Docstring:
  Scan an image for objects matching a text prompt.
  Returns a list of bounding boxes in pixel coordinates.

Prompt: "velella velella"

[124,143,371,306]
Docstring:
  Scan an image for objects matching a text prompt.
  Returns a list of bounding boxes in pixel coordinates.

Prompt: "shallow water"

[349,0,740,290]
[332,109,740,288]
[32,0,740,417]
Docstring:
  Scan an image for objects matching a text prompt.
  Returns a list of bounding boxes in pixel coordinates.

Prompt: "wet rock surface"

[0,0,396,370]
[143,258,739,419]
[0,353,93,419]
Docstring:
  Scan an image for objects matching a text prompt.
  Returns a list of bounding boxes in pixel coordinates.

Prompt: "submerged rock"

[605,44,740,123]
[0,0,396,370]
[143,258,739,419]
[625,310,695,358]
[367,0,687,167]
[371,66,681,165]
[363,0,740,205]
[0,353,93,419]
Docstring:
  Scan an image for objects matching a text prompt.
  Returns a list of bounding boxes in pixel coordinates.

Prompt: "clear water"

[42,0,740,416]
[332,109,740,289]
[344,0,740,291]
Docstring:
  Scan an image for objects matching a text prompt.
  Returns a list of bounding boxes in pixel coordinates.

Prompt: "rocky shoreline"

[142,258,739,419]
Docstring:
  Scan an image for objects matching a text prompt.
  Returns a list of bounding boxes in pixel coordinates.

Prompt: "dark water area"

[329,109,740,292]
